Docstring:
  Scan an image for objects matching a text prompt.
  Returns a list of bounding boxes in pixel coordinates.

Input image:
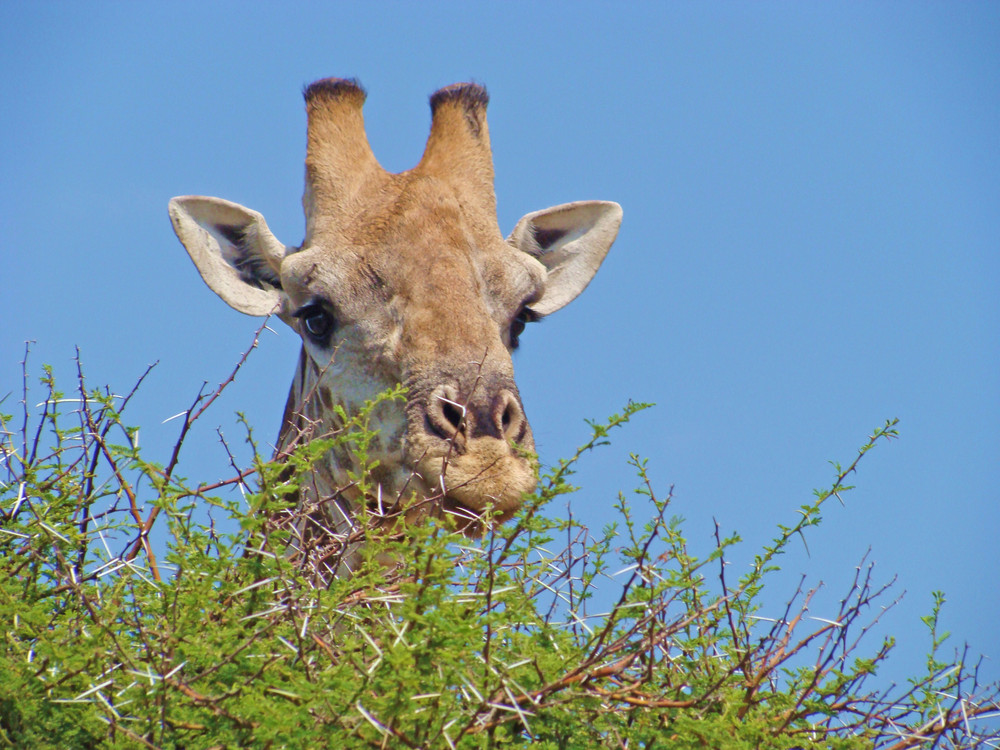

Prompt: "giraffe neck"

[272,347,364,580]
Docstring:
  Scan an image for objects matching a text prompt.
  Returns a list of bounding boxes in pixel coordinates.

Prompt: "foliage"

[1,343,998,749]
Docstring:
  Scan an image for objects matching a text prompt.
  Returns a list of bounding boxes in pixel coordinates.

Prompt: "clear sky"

[2,3,997,694]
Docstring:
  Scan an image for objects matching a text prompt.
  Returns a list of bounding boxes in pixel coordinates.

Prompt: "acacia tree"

[2,338,997,748]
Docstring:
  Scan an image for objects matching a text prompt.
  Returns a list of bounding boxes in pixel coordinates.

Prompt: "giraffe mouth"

[399,422,539,535]
[427,458,533,531]
[359,462,522,533]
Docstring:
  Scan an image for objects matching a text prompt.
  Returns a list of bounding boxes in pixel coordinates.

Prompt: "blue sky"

[2,3,997,694]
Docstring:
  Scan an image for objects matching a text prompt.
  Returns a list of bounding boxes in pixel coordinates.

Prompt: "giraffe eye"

[509,307,538,350]
[294,303,335,343]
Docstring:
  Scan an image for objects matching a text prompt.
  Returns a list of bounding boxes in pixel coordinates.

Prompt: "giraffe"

[169,78,621,579]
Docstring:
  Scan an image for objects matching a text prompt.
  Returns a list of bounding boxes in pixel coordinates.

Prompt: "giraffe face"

[169,78,621,537]
[275,177,548,526]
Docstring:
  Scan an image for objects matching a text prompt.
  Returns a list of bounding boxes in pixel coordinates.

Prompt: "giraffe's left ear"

[507,201,622,316]
[169,196,289,317]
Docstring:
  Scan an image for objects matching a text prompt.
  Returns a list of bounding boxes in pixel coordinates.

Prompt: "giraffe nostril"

[442,400,464,431]
[426,385,528,444]
[426,387,467,443]
[494,390,526,443]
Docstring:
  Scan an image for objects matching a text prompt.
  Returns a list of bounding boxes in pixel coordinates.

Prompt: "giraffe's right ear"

[169,196,289,317]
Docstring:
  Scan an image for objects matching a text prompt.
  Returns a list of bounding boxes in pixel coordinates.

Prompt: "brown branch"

[164,677,259,730]
[83,415,161,582]
[124,320,270,567]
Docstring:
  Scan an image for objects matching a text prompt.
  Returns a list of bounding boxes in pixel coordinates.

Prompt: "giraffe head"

[169,78,621,533]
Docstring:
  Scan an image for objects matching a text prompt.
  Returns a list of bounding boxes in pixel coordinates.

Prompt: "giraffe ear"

[169,196,289,316]
[507,201,622,316]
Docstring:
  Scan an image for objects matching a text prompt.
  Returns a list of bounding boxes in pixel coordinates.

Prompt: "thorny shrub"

[1,338,998,749]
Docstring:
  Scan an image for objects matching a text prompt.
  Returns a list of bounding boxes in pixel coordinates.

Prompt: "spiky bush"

[1,345,997,749]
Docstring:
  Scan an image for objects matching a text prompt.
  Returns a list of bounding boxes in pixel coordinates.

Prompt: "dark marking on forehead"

[358,260,386,292]
[301,262,320,287]
[430,83,489,138]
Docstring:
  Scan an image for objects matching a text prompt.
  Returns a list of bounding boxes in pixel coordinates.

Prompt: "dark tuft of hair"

[303,77,366,103]
[430,83,489,137]
[429,83,489,115]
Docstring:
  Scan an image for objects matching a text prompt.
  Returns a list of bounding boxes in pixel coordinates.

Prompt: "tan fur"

[169,78,622,580]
